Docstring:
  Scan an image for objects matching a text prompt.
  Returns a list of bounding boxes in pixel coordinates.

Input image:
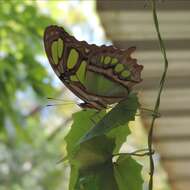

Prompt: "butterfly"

[43,25,143,110]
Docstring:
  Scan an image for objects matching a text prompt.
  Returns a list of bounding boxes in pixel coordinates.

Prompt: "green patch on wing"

[51,41,58,65]
[69,60,87,84]
[57,38,64,58]
[100,55,104,63]
[70,75,78,82]
[111,58,118,65]
[84,71,128,97]
[121,70,131,78]
[76,60,87,84]
[114,64,125,73]
[67,49,79,69]
[51,38,64,65]
[104,56,111,65]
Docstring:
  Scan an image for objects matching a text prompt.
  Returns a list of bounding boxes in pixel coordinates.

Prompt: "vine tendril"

[148,0,169,190]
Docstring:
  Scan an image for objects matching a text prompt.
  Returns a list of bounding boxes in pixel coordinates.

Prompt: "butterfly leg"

[78,102,97,110]
[78,101,105,111]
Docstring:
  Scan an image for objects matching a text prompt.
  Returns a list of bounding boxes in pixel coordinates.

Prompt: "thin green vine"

[148,0,169,190]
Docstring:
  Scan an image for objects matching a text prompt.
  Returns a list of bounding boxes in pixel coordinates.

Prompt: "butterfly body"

[44,25,143,110]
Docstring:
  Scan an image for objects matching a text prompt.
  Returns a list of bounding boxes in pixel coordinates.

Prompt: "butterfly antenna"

[46,97,74,102]
[45,102,76,107]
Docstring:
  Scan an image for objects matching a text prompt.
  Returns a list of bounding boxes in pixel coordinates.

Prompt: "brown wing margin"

[44,25,139,61]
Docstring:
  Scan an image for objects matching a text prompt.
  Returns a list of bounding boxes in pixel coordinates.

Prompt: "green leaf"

[114,156,143,190]
[69,164,80,190]
[66,95,140,190]
[65,110,106,157]
[65,110,107,190]
[68,135,115,190]
[80,93,139,143]
[74,136,115,171]
[75,160,118,190]
[107,123,130,154]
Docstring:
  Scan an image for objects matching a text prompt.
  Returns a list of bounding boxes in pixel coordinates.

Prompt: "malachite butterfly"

[44,25,143,110]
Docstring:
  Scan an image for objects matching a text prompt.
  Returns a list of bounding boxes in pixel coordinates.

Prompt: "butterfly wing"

[44,25,143,110]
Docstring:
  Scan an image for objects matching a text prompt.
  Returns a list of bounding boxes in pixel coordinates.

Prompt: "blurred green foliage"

[0,1,69,189]
[0,0,56,133]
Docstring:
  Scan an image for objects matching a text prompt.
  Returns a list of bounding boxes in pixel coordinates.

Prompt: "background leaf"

[114,155,143,190]
[107,124,131,154]
[65,95,142,190]
[65,110,106,158]
[75,160,118,190]
[80,93,139,143]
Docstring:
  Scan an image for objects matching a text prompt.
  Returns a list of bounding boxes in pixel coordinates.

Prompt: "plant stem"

[148,0,169,190]
[113,149,155,157]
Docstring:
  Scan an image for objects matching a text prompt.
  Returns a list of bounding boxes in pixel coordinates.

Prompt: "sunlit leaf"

[65,110,106,158]
[80,93,139,143]
[107,123,131,154]
[66,96,139,190]
[114,155,143,190]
